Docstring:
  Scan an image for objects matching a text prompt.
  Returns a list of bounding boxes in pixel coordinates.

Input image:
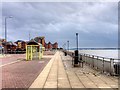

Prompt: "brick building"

[34,36,45,47]
[15,40,26,51]
[53,42,58,49]
[33,36,58,50]
[48,42,52,50]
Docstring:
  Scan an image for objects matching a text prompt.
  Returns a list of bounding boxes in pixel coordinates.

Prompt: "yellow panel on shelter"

[26,40,43,60]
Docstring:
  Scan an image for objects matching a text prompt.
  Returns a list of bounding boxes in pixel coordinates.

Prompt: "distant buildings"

[0,39,2,47]
[0,39,6,49]
[53,42,58,49]
[15,40,26,51]
[34,36,45,47]
[0,39,5,53]
[0,36,58,53]
[33,36,58,50]
[45,42,58,50]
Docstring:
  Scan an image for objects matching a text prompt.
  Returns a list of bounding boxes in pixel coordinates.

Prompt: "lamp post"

[67,40,69,51]
[4,16,13,54]
[5,16,13,42]
[74,33,79,67]
[76,33,78,50]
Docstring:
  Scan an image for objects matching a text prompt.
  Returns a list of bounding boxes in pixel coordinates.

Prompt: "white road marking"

[0,60,22,67]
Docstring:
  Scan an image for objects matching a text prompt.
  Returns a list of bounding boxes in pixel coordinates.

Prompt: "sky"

[1,1,118,48]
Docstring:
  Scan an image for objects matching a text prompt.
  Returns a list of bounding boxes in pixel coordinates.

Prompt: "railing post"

[103,57,104,73]
[85,54,87,64]
[86,54,88,64]
[89,55,91,66]
[84,54,85,63]
[110,58,114,75]
[92,55,94,67]
[72,53,74,65]
[84,54,86,64]
[97,56,99,69]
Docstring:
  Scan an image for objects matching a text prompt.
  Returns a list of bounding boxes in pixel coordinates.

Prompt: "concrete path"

[2,55,51,88]
[29,51,118,89]
[30,51,71,88]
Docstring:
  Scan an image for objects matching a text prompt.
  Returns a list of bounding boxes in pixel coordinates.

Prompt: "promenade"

[30,51,118,89]
[1,51,55,89]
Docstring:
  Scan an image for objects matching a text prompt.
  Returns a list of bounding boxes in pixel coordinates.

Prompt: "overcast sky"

[1,2,118,48]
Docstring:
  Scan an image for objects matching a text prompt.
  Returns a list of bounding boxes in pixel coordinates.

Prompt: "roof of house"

[15,40,26,43]
[2,41,17,46]
[34,36,45,42]
[27,40,42,46]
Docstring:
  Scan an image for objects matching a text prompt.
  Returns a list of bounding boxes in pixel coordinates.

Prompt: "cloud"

[1,2,118,48]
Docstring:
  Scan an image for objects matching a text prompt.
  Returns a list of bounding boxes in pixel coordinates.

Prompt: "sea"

[69,48,119,60]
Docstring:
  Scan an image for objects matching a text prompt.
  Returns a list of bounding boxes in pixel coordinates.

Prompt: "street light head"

[76,33,78,35]
[5,16,13,19]
[9,16,13,18]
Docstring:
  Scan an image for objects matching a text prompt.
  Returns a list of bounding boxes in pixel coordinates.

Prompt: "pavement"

[0,54,25,65]
[1,51,55,89]
[0,51,118,89]
[30,51,118,89]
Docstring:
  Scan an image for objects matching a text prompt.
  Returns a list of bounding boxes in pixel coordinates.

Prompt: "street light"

[5,16,13,42]
[74,33,79,67]
[76,33,78,50]
[4,16,13,54]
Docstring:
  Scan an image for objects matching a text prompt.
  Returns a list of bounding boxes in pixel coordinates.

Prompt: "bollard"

[74,50,79,67]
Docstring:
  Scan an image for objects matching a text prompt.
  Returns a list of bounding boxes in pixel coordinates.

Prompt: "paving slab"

[44,55,58,88]
[66,71,85,88]
[2,51,54,89]
[61,51,118,89]
[1,54,25,65]
[58,53,71,88]
[29,52,56,88]
[29,51,118,89]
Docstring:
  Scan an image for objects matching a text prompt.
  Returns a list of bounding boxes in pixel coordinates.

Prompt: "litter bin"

[74,50,79,65]
[64,52,67,56]
[114,63,120,75]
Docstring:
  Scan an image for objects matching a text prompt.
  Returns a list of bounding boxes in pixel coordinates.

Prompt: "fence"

[63,50,120,75]
[80,53,120,75]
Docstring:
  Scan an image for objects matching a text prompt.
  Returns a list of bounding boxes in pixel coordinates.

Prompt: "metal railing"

[62,50,120,75]
[80,53,120,75]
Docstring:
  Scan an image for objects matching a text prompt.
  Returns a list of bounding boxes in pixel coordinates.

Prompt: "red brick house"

[34,36,45,47]
[53,42,58,49]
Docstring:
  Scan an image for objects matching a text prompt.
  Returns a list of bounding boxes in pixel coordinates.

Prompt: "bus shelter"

[26,41,43,60]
